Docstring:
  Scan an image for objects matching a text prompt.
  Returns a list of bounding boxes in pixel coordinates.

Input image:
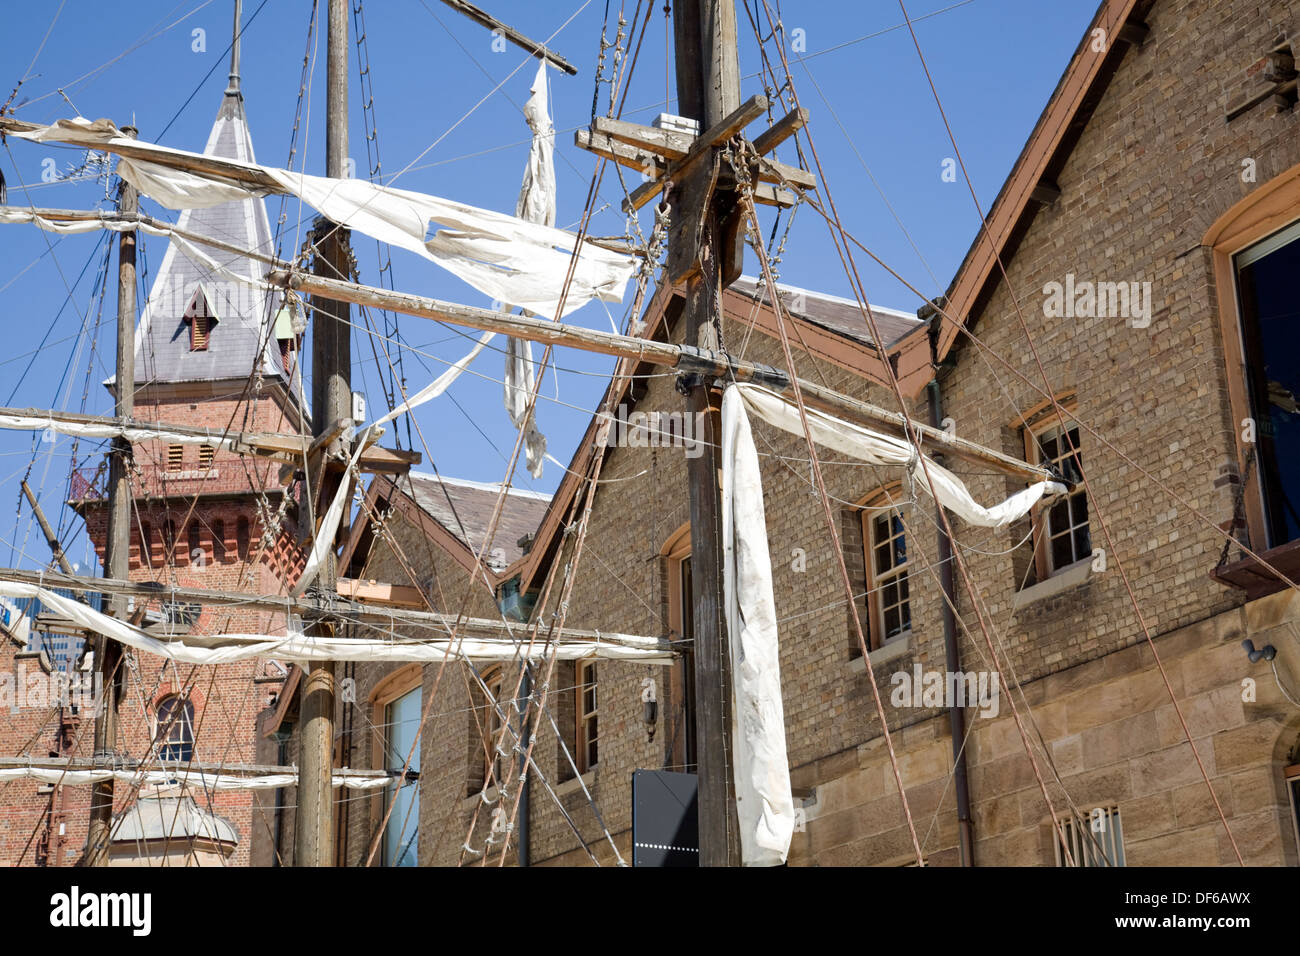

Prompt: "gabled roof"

[403,473,551,572]
[130,88,287,389]
[937,0,1156,358]
[341,472,552,587]
[729,276,922,350]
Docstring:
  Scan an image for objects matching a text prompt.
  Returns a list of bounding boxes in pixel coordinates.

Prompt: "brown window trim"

[857,483,913,653]
[1205,163,1300,598]
[661,522,695,771]
[575,659,598,775]
[368,663,423,866]
[477,664,506,793]
[1014,396,1088,584]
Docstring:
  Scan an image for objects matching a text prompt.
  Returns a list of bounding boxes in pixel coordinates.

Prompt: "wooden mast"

[294,0,353,868]
[85,124,138,867]
[672,0,743,867]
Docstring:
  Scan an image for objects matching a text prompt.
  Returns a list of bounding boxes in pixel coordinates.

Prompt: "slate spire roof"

[131,86,287,388]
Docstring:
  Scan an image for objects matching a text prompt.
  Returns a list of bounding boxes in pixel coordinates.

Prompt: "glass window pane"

[1074,525,1092,560]
[875,542,892,575]
[1048,499,1071,535]
[1051,533,1074,570]
[883,606,900,639]
[384,686,422,867]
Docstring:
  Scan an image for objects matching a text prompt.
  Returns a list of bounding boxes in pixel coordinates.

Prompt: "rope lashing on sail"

[5,116,638,320]
[717,383,1070,866]
[0,581,674,665]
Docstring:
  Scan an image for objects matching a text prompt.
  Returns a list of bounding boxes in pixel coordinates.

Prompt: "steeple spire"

[225,0,242,97]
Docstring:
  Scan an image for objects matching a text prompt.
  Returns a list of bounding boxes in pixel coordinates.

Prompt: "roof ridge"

[407,472,553,501]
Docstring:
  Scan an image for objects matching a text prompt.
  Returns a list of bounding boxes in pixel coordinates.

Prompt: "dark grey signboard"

[631,770,699,867]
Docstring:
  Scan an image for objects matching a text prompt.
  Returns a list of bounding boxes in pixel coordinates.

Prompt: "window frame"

[154,694,195,762]
[1054,806,1125,867]
[1206,165,1300,568]
[858,485,914,652]
[1018,397,1091,582]
[368,663,423,868]
[576,659,598,775]
[478,664,506,792]
[662,522,696,771]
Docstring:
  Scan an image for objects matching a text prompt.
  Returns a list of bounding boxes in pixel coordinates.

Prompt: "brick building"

[0,67,306,865]
[253,0,1300,867]
[253,472,551,867]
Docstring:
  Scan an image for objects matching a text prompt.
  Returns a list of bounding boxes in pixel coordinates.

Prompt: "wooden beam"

[0,566,672,649]
[355,444,422,474]
[0,405,417,475]
[585,111,813,193]
[336,578,425,607]
[574,129,667,175]
[264,269,1062,485]
[754,155,816,190]
[0,117,282,193]
[0,755,403,780]
[622,93,769,212]
[592,116,693,159]
[750,106,809,156]
[436,0,577,75]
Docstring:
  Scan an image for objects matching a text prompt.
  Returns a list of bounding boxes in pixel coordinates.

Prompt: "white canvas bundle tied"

[502,61,557,479]
[0,582,672,665]
[720,387,797,867]
[733,383,1067,529]
[10,117,636,319]
[0,767,394,792]
[718,383,1067,866]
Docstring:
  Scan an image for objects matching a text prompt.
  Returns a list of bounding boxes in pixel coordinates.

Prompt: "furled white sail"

[0,582,671,665]
[9,117,635,320]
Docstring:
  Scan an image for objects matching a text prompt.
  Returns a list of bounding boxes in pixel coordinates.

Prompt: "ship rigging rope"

[891,0,1243,865]
[8,2,218,113]
[6,4,326,859]
[374,4,661,863]
[751,0,1082,865]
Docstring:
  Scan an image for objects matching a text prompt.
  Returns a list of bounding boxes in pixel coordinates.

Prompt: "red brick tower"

[61,66,308,865]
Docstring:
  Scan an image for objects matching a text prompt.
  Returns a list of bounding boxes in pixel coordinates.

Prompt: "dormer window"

[184,285,219,352]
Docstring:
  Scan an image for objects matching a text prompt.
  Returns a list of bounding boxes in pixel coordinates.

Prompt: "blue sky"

[0,0,1099,574]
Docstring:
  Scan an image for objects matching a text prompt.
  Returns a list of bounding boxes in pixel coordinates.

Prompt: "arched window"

[1205,165,1300,594]
[212,519,226,563]
[236,516,250,559]
[155,695,194,762]
[187,522,202,565]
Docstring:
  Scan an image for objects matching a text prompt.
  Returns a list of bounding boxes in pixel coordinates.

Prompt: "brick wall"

[496,0,1300,867]
[0,382,305,866]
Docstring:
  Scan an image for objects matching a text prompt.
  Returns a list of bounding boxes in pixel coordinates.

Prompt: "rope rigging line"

[750,0,1081,864]
[892,0,1242,864]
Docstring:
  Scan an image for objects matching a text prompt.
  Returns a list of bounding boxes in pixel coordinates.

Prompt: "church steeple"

[225,0,242,98]
[129,0,299,404]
